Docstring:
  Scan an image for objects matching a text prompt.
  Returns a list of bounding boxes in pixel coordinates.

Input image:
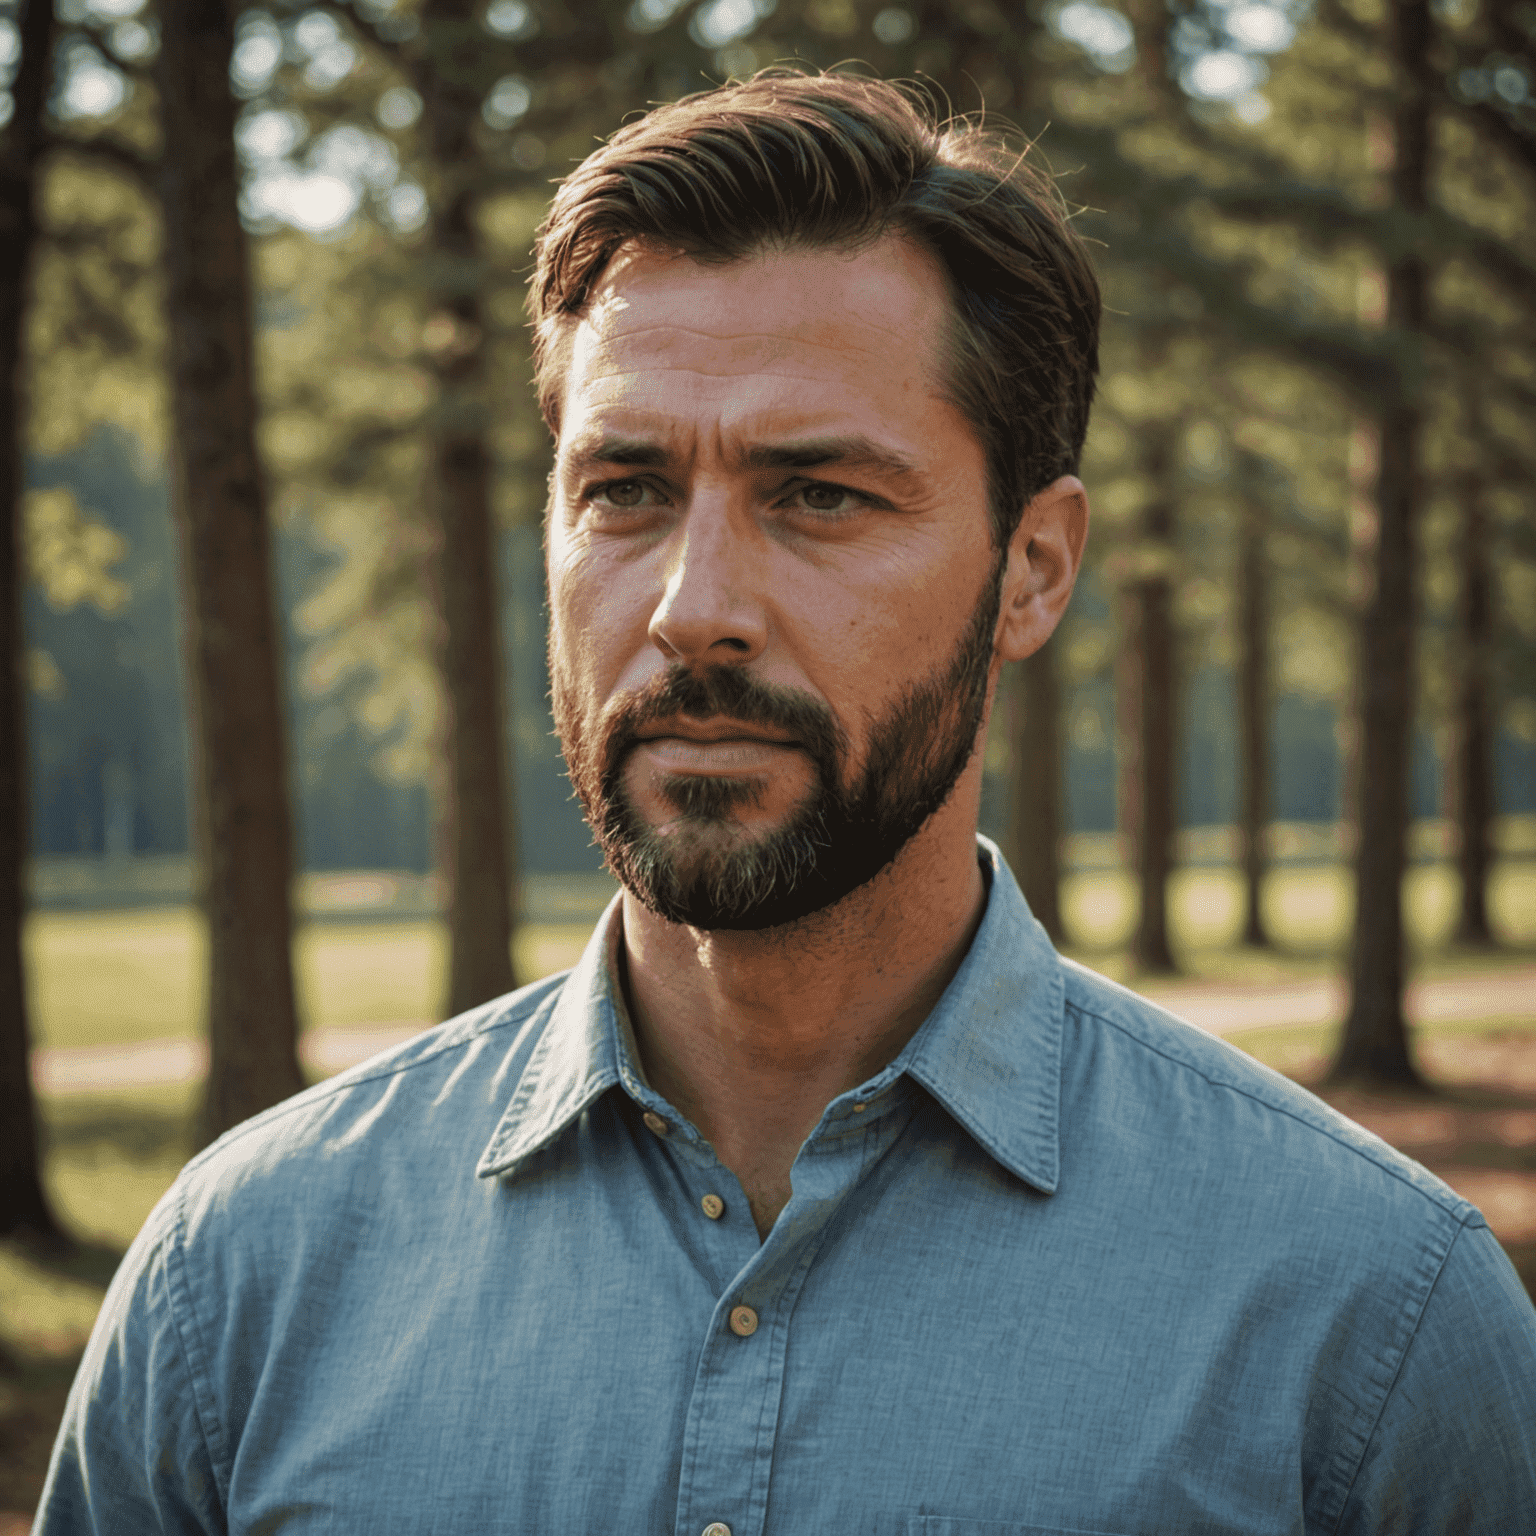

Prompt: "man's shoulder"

[1054,958,1480,1235]
[167,969,575,1239]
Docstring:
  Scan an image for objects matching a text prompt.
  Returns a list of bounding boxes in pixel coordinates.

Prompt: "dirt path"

[30,1022,429,1094]
[1135,964,1535,1035]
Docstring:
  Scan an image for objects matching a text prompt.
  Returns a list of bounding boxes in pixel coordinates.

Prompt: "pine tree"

[0,0,63,1242]
[158,0,306,1145]
[1236,478,1272,950]
[1330,0,1435,1087]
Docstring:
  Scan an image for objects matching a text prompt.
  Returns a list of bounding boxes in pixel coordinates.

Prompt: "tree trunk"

[1005,646,1065,942]
[1453,471,1496,946]
[159,0,305,1146]
[1238,494,1271,948]
[0,0,61,1241]
[421,0,518,1016]
[1119,435,1179,974]
[1330,0,1432,1088]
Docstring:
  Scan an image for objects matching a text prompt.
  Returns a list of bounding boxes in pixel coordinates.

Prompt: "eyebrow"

[568,433,922,482]
[574,436,671,468]
[742,436,921,481]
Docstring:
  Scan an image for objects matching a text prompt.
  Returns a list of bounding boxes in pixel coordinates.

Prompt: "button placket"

[671,1084,913,1536]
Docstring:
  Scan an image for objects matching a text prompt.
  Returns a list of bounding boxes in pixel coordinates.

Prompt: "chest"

[216,1151,1321,1536]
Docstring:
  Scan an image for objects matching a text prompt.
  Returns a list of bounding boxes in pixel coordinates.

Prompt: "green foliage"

[27,154,164,459]
[23,485,128,614]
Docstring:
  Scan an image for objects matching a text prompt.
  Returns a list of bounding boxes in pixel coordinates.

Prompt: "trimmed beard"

[554,565,1002,931]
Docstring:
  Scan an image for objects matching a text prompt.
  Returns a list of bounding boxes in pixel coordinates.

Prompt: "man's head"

[533,71,1099,931]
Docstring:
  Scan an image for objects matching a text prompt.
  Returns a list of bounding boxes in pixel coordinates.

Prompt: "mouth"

[633,717,799,748]
[629,718,802,776]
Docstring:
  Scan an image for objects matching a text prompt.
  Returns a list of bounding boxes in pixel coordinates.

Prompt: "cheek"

[548,550,663,712]
[803,562,948,670]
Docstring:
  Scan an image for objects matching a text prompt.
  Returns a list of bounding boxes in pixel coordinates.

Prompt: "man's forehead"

[584,235,942,329]
[552,238,955,447]
[573,271,926,369]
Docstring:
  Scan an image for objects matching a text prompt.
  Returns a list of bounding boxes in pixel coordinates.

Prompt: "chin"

[604,789,917,933]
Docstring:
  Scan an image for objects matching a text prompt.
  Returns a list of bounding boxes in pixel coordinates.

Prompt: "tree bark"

[421,0,518,1016]
[1330,0,1432,1088]
[1005,646,1065,942]
[1238,494,1271,948]
[0,0,62,1241]
[1119,433,1179,974]
[1452,470,1495,946]
[159,0,305,1146]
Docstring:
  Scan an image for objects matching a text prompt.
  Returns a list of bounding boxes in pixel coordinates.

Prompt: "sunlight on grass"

[1062,862,1534,958]
[0,1245,113,1363]
[25,863,1534,1056]
[28,914,602,1053]
[41,1084,198,1251]
[293,920,445,1033]
[25,909,207,1052]
[291,919,595,1034]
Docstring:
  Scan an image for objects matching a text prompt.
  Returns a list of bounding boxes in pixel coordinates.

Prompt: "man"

[40,71,1536,1534]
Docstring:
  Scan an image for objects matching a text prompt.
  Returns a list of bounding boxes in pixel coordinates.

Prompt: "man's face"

[545,236,1004,930]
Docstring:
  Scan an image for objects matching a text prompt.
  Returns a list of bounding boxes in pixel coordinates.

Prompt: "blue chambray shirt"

[39,839,1536,1535]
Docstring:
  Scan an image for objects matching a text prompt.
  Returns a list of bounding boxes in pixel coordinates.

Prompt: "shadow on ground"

[41,1097,193,1167]
[0,1230,126,1516]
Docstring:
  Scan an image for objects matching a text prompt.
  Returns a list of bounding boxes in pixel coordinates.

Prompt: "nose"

[647,501,768,667]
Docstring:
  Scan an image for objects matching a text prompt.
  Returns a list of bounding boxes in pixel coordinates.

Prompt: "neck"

[620,766,989,1238]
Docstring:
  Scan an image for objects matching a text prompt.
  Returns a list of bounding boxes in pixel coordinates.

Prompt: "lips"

[633,717,798,748]
[629,720,801,775]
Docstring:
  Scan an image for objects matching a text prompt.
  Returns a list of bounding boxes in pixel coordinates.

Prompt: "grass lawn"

[24,859,1536,1054]
[25,915,599,1053]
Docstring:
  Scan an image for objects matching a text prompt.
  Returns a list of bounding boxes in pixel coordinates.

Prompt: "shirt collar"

[477,836,1063,1194]
[898,837,1062,1193]
[474,912,625,1179]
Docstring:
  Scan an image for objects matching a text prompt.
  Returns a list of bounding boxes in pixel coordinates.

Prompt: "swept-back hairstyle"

[529,69,1101,548]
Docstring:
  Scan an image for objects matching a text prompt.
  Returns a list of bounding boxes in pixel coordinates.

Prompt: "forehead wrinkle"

[592,321,916,367]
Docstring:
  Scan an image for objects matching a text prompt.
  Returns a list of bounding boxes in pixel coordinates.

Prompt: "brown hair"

[529,69,1101,547]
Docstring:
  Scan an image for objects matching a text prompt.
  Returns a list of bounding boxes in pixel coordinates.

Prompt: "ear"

[995,476,1090,663]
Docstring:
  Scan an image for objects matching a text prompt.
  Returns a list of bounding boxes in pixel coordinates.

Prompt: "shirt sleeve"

[33,1188,226,1536]
[1334,1216,1536,1533]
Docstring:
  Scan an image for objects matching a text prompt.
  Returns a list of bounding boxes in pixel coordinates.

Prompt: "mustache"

[600,665,848,779]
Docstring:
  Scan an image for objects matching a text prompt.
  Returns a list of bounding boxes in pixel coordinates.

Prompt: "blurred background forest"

[0,0,1534,1516]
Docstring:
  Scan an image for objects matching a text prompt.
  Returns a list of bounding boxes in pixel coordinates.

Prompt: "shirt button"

[642,1111,668,1135]
[852,1101,867,1113]
[729,1305,758,1337]
[702,1525,732,1536]
[700,1193,725,1220]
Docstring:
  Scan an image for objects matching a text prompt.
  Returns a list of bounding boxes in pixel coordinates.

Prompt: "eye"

[586,477,668,513]
[786,482,866,517]
[596,479,646,507]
